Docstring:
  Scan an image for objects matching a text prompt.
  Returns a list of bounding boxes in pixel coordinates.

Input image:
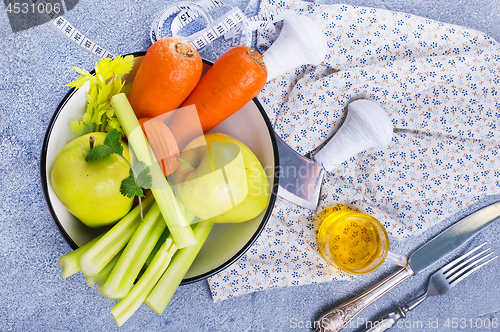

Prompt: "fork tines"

[441,243,498,286]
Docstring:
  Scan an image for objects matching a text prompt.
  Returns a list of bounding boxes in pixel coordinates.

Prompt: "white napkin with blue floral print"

[207,0,500,301]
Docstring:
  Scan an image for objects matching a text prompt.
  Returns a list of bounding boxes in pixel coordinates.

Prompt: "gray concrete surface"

[0,0,499,331]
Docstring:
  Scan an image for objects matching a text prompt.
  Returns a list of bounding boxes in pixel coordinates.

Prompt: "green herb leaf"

[84,128,151,199]
[70,119,90,137]
[108,55,135,76]
[86,144,114,162]
[67,55,135,136]
[132,161,153,190]
[120,169,145,198]
[66,66,95,89]
[105,118,124,136]
[85,129,124,162]
[66,75,91,89]
[103,129,124,156]
[119,161,153,198]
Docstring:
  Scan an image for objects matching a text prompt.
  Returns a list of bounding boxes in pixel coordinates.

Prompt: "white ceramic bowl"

[41,52,279,283]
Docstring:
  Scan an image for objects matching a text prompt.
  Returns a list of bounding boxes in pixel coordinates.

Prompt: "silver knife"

[314,201,500,332]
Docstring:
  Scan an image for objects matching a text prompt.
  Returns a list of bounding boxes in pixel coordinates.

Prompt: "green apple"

[50,132,134,227]
[172,133,269,223]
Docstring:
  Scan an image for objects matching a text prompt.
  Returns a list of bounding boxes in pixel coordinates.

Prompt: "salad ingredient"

[111,238,177,327]
[317,207,387,274]
[101,202,166,300]
[145,220,214,314]
[85,129,153,199]
[143,228,170,269]
[313,99,393,172]
[162,104,205,152]
[50,132,134,228]
[85,129,124,161]
[85,250,122,292]
[127,37,203,119]
[58,233,104,279]
[173,133,269,223]
[139,117,180,177]
[80,194,155,277]
[179,45,267,134]
[141,202,196,270]
[262,12,327,81]
[120,161,152,199]
[111,93,197,248]
[67,55,134,136]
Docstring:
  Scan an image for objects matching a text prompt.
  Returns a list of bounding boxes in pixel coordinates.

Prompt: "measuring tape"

[51,15,115,58]
[50,0,292,58]
[150,0,248,50]
[149,0,290,51]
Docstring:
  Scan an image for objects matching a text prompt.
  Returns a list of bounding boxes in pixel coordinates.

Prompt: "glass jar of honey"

[317,205,406,275]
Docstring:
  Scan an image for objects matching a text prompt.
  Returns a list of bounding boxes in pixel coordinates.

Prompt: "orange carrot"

[128,37,203,119]
[139,117,180,177]
[163,104,204,152]
[179,45,267,135]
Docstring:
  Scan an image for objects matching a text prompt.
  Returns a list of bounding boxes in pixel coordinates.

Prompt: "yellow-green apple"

[50,132,134,227]
[172,133,269,223]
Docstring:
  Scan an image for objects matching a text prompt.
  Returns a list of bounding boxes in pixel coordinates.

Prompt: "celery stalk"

[142,209,195,273]
[145,220,214,314]
[111,238,177,327]
[85,249,122,291]
[143,229,170,270]
[58,233,104,279]
[110,93,197,249]
[80,194,155,277]
[101,202,166,300]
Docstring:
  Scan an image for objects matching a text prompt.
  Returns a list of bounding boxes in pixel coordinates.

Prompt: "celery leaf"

[67,55,135,136]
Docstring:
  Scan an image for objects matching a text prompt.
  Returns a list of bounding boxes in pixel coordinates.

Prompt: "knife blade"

[408,202,500,273]
[314,200,500,332]
[275,133,325,210]
[275,99,392,210]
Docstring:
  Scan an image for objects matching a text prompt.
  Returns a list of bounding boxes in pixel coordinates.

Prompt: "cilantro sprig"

[67,55,135,136]
[86,129,152,199]
[86,129,124,161]
[120,162,152,198]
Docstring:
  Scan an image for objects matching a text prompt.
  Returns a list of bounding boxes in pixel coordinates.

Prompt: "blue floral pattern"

[208,0,500,302]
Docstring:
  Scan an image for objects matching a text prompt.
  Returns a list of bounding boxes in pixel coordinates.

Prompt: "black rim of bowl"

[40,51,280,285]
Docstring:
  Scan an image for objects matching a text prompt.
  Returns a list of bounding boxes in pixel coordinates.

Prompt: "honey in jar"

[317,205,389,275]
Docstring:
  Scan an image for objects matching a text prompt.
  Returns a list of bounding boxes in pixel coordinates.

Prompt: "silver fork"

[363,243,498,332]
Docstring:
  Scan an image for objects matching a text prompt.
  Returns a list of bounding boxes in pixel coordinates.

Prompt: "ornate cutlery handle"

[363,308,405,332]
[364,287,429,332]
[314,265,415,332]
